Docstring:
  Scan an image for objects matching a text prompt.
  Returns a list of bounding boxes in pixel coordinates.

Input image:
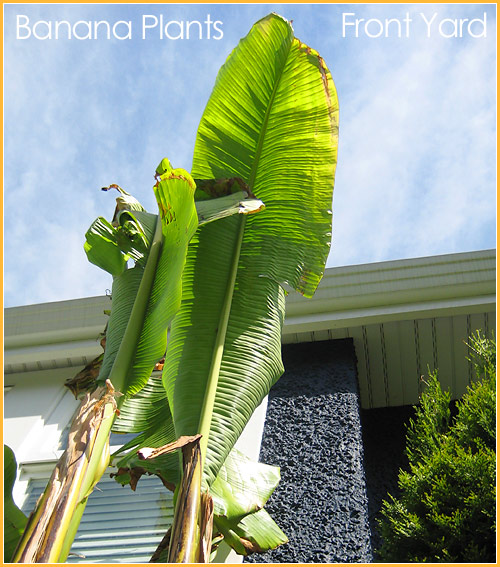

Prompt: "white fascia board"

[284,249,495,328]
[5,325,107,350]
[4,295,109,349]
[4,339,103,368]
[283,294,496,335]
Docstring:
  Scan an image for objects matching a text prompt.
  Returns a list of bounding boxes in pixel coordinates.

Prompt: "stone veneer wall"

[245,339,373,563]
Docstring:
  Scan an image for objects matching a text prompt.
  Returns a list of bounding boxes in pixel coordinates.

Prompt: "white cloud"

[3,4,496,306]
[328,7,496,267]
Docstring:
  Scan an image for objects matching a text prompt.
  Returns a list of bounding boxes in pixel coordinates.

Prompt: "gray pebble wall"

[245,339,374,563]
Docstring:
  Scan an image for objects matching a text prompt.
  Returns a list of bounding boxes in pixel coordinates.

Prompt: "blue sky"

[4,3,496,307]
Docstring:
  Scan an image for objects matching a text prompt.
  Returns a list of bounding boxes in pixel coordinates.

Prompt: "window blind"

[22,471,174,563]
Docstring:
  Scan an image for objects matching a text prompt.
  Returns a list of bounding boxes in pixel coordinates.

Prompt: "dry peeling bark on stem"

[139,434,214,563]
[13,380,121,563]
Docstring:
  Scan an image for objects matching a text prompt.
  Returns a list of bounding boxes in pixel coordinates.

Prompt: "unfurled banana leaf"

[211,450,287,556]
[92,166,199,399]
[163,13,338,492]
[4,446,28,562]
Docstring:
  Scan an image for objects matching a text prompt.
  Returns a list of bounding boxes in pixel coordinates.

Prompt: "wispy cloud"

[3,4,496,306]
[327,4,496,266]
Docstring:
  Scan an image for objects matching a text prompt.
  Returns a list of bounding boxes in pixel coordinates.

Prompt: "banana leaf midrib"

[197,215,246,465]
[195,24,294,472]
[106,216,163,398]
[167,13,338,490]
[246,33,291,189]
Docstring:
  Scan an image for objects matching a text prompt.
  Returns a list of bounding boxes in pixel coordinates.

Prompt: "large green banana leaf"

[215,508,287,556]
[88,168,264,402]
[208,449,288,555]
[210,449,280,521]
[163,13,338,487]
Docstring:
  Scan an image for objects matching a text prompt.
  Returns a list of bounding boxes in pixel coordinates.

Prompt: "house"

[4,249,495,563]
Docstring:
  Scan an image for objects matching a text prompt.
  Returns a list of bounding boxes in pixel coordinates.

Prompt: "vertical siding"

[380,322,405,407]
[282,308,494,410]
[398,320,420,407]
[363,324,387,408]
[416,319,435,377]
[350,327,372,408]
[327,328,350,340]
[354,311,496,409]
[434,317,455,393]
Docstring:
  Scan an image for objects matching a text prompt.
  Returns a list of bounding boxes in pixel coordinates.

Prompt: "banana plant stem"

[14,218,164,563]
[13,385,117,563]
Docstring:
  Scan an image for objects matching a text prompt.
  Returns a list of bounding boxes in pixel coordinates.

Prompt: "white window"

[20,463,174,563]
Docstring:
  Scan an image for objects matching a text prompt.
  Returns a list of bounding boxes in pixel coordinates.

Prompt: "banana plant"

[12,164,262,563]
[112,12,338,562]
[11,162,199,563]
[11,12,338,563]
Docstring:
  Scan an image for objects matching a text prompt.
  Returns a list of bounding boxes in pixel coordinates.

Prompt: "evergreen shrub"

[377,332,496,562]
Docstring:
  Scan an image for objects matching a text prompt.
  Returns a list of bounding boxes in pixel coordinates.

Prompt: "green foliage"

[377,333,496,563]
[112,15,336,556]
[3,445,28,562]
